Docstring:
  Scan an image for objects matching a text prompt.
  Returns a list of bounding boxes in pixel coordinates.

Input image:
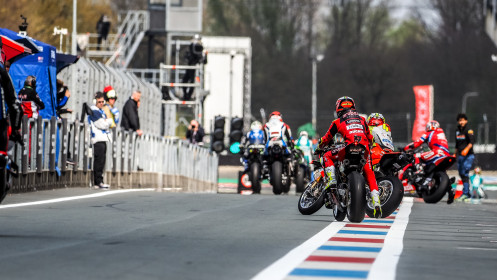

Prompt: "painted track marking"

[251,197,414,280]
[0,189,155,209]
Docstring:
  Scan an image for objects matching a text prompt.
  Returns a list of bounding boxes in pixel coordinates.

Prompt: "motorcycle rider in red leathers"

[316,96,382,217]
[403,120,451,192]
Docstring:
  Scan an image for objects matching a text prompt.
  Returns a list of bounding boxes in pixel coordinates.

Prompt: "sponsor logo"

[341,101,353,108]
[346,119,361,124]
[468,129,474,135]
[347,124,363,130]
[349,130,364,134]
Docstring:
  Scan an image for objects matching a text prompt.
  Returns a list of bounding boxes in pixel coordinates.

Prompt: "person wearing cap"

[102,85,120,128]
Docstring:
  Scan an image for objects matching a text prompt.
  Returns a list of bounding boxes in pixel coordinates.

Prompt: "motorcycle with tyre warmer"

[241,144,265,194]
[366,145,411,218]
[399,146,456,203]
[297,142,372,223]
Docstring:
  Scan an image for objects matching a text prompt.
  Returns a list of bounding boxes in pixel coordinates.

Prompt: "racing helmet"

[299,131,308,138]
[103,85,117,101]
[474,166,482,174]
[250,121,262,131]
[269,111,283,121]
[425,120,440,132]
[333,133,344,144]
[367,113,385,127]
[335,96,355,117]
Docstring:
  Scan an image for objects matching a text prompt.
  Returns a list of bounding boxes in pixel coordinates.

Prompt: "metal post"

[461,92,478,113]
[71,0,77,55]
[21,116,28,175]
[312,58,317,132]
[61,118,68,172]
[36,117,43,174]
[406,113,411,142]
[49,117,56,172]
[229,50,235,123]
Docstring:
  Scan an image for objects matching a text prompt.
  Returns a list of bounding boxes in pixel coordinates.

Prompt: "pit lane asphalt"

[0,188,496,280]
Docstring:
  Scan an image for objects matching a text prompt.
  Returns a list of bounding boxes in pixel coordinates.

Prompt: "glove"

[10,129,24,146]
[9,100,23,131]
[313,148,322,155]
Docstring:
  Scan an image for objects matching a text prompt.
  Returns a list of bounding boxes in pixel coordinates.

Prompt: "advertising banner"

[412,85,434,141]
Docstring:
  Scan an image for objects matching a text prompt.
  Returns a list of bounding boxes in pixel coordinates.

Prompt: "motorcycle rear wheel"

[423,171,449,203]
[346,171,367,223]
[298,181,325,215]
[366,176,403,218]
[271,161,283,195]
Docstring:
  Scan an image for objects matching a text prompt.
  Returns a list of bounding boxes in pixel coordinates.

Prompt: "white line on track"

[368,197,413,280]
[252,197,414,280]
[251,221,347,280]
[0,189,155,209]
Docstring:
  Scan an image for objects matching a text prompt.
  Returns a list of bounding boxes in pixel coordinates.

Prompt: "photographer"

[186,119,204,146]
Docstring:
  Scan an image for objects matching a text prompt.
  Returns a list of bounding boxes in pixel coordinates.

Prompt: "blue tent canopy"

[0,28,57,119]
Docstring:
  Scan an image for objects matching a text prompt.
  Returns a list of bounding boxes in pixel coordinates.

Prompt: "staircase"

[85,10,149,69]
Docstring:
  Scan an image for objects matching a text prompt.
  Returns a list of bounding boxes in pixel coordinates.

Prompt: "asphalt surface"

[0,187,496,280]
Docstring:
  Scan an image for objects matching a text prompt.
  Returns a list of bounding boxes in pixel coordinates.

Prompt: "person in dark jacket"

[121,90,142,136]
[186,119,205,145]
[18,76,44,118]
[455,113,475,201]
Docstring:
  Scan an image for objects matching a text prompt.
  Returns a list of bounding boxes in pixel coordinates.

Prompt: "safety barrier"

[10,115,218,193]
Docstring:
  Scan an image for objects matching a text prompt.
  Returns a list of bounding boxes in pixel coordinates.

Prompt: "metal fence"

[57,57,162,134]
[10,115,218,192]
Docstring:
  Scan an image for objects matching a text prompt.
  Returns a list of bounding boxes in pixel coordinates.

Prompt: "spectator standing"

[88,92,112,189]
[56,79,72,117]
[102,86,119,128]
[121,90,143,136]
[455,113,475,202]
[186,119,205,145]
[96,15,111,50]
[18,76,44,118]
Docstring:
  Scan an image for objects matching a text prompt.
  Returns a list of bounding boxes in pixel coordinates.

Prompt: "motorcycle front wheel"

[271,161,283,195]
[366,176,403,218]
[346,171,367,223]
[423,171,450,203]
[295,165,306,193]
[249,162,261,194]
[298,181,325,215]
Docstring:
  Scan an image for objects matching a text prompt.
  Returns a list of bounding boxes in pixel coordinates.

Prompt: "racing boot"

[371,189,382,218]
[323,166,337,208]
[324,166,336,190]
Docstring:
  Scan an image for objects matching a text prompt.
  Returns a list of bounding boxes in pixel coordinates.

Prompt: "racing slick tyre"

[423,171,450,203]
[366,176,403,218]
[295,165,306,193]
[271,161,283,195]
[249,162,261,194]
[346,171,367,223]
[298,181,325,215]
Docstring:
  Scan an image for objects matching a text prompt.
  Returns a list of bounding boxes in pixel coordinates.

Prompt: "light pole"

[71,0,77,55]
[312,54,324,132]
[461,92,478,113]
[229,50,236,122]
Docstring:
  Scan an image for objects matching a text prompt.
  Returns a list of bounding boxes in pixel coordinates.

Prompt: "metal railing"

[10,115,218,191]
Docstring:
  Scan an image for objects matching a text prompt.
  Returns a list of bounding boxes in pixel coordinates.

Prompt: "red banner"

[412,85,433,141]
